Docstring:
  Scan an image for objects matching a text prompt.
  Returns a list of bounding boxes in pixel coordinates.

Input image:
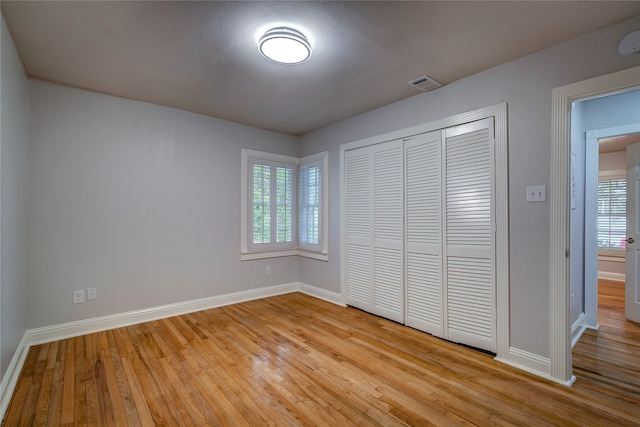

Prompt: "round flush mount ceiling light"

[259,27,311,64]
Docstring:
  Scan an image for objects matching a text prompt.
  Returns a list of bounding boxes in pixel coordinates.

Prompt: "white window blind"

[598,178,626,251]
[241,149,328,260]
[275,165,294,244]
[299,160,321,251]
[249,157,296,252]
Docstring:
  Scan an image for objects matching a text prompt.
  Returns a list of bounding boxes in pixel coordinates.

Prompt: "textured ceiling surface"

[3,1,640,135]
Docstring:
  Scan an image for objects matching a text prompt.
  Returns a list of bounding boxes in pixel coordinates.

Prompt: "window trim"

[241,149,328,261]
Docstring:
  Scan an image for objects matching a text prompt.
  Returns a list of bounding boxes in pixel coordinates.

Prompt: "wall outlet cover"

[526,185,547,202]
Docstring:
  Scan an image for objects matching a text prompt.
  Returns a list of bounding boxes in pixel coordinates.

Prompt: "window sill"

[241,250,299,261]
[298,250,329,261]
[241,250,328,261]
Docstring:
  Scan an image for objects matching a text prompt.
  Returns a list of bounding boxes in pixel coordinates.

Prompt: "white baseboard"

[1,282,341,421]
[298,283,344,306]
[598,271,625,282]
[0,334,30,420]
[496,346,575,386]
[571,312,587,348]
[26,283,299,346]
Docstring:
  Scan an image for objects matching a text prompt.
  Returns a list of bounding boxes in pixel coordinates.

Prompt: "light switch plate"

[526,185,546,202]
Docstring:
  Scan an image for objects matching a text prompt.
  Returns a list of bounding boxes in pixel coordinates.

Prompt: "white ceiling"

[3,1,640,136]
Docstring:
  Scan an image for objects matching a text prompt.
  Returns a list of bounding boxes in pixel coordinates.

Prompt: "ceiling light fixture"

[259,27,311,64]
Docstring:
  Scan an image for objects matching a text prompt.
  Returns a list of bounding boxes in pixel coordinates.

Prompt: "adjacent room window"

[598,177,626,252]
[241,149,328,260]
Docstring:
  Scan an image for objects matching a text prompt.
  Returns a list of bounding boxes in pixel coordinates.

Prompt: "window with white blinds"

[298,152,328,256]
[299,160,321,251]
[598,178,626,251]
[241,149,328,260]
[249,157,296,252]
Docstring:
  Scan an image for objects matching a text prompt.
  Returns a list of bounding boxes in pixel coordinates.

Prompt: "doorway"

[549,65,640,385]
[581,125,640,338]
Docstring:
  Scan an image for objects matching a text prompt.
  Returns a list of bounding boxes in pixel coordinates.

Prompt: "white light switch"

[526,185,546,202]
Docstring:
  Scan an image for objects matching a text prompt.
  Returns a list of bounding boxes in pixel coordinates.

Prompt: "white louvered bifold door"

[444,118,496,353]
[372,140,404,323]
[345,147,374,313]
[405,131,444,336]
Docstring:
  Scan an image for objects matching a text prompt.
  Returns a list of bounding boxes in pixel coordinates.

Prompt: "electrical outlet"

[87,287,97,300]
[266,266,272,275]
[73,290,85,305]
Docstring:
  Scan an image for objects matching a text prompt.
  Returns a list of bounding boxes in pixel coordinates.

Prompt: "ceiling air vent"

[407,75,441,92]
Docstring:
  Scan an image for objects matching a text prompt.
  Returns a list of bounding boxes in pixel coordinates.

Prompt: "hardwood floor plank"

[60,356,76,426]
[3,286,639,426]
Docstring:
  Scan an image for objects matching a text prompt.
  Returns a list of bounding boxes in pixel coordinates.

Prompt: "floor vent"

[407,75,442,92]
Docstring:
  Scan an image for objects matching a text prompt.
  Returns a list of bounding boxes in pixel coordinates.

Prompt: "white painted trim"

[0,334,29,421]
[598,271,626,282]
[298,283,344,306]
[340,103,510,361]
[550,65,640,385]
[240,250,299,261]
[339,140,349,306]
[498,347,550,375]
[297,251,329,261]
[585,123,640,331]
[571,312,587,348]
[584,133,599,331]
[496,347,576,387]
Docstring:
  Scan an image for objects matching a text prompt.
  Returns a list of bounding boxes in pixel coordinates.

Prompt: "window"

[598,177,626,252]
[241,149,328,260]
[249,157,295,252]
[298,152,328,254]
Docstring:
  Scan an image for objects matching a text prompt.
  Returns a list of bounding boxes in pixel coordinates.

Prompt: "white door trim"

[550,65,640,385]
[340,103,509,362]
[584,123,640,332]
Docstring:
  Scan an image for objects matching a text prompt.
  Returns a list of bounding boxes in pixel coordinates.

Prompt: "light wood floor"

[3,286,639,426]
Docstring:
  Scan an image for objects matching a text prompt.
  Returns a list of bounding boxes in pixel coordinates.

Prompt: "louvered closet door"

[345,147,374,313]
[372,140,404,323]
[345,140,404,323]
[405,131,444,336]
[444,118,496,353]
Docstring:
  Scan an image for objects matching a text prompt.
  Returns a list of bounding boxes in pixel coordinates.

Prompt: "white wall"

[600,151,626,172]
[299,16,640,358]
[27,80,301,328]
[0,14,29,378]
